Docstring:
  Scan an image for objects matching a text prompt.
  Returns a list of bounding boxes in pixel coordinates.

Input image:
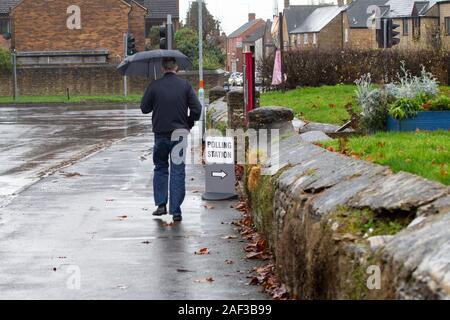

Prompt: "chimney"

[284,0,290,8]
[248,13,256,22]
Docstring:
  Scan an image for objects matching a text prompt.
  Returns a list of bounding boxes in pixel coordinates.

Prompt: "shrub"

[356,63,440,127]
[0,48,11,71]
[258,49,449,90]
[384,62,439,100]
[388,97,422,120]
[429,95,450,111]
[355,74,388,132]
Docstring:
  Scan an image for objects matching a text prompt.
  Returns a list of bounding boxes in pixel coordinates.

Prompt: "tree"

[146,26,161,50]
[174,28,199,61]
[185,1,221,44]
[175,27,223,70]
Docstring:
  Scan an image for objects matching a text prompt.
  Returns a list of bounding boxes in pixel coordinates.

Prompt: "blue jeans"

[153,134,186,216]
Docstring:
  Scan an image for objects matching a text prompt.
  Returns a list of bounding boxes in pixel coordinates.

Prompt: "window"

[0,19,10,34]
[304,33,309,44]
[445,17,450,35]
[344,28,349,43]
[413,17,421,39]
[313,33,317,45]
[402,18,409,36]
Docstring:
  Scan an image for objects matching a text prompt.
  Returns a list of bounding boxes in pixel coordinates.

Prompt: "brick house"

[290,6,346,51]
[283,1,328,49]
[0,0,16,49]
[3,0,147,64]
[379,0,450,50]
[343,0,388,49]
[226,14,266,72]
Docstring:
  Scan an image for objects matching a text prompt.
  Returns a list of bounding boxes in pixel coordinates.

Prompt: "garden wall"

[0,65,226,96]
[246,135,450,299]
[259,49,449,89]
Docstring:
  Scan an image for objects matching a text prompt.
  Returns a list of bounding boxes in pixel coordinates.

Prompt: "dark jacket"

[140,73,202,134]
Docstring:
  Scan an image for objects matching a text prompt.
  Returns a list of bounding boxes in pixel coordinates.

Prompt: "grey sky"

[179,0,337,35]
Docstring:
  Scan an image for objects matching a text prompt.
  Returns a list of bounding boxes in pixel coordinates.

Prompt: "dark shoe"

[152,205,167,216]
[173,215,183,222]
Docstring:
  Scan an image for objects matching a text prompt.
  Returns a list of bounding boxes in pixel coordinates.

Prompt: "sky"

[179,0,337,35]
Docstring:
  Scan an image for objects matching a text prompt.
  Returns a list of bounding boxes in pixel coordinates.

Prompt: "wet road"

[0,104,150,207]
[0,105,267,300]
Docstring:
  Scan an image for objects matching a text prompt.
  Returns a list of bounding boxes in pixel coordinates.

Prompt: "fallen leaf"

[326,146,334,152]
[204,204,215,210]
[195,277,214,283]
[225,259,234,265]
[117,215,128,220]
[222,235,238,240]
[366,155,374,162]
[246,251,264,260]
[195,248,210,255]
[63,172,82,178]
[141,241,151,245]
[249,277,259,285]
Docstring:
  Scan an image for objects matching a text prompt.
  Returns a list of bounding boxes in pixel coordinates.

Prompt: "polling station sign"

[203,136,237,201]
[205,137,234,164]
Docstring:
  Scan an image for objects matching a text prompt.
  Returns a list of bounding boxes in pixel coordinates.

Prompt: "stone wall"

[246,134,450,300]
[0,65,226,96]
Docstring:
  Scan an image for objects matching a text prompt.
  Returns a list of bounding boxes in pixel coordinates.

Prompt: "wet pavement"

[0,104,149,207]
[0,105,267,300]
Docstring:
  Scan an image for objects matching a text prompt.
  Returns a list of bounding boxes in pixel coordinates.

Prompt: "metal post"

[12,49,17,100]
[123,33,128,97]
[383,19,387,49]
[167,14,173,50]
[198,0,205,136]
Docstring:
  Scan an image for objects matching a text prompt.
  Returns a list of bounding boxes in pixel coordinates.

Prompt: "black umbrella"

[117,50,193,79]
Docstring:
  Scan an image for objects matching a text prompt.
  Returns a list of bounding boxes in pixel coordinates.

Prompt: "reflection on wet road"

[0,104,151,205]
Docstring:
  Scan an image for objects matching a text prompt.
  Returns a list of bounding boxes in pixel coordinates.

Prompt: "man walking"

[141,57,202,222]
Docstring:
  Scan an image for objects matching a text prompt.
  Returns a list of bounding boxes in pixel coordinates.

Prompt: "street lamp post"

[198,0,205,135]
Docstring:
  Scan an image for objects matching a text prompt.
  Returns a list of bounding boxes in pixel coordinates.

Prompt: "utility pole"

[12,49,17,100]
[123,33,128,97]
[167,14,173,50]
[198,0,205,135]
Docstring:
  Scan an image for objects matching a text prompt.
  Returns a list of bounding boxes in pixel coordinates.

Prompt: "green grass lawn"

[0,95,143,105]
[260,85,357,125]
[260,85,450,125]
[320,131,450,185]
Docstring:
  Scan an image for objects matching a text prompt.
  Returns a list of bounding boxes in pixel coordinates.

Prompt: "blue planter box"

[387,111,450,132]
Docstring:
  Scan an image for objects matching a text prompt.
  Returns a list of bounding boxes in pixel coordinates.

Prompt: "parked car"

[228,72,243,86]
[255,71,262,86]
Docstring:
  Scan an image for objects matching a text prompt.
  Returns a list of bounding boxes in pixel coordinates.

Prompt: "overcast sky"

[179,0,337,35]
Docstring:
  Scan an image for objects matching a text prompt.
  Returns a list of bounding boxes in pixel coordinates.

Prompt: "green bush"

[428,95,450,111]
[389,97,422,120]
[0,48,12,71]
[174,27,224,70]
